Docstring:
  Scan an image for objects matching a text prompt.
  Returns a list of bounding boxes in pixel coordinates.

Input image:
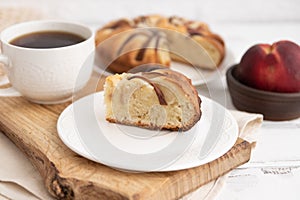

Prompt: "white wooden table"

[1,0,300,199]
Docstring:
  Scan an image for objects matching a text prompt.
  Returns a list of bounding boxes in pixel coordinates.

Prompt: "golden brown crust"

[106,114,200,131]
[104,67,201,131]
[95,19,133,46]
[133,15,163,27]
[155,16,187,34]
[107,54,171,73]
[96,15,225,73]
[191,36,225,66]
[152,69,202,131]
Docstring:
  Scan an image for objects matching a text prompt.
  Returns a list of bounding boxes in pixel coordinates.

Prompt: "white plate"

[57,92,238,172]
[93,48,234,86]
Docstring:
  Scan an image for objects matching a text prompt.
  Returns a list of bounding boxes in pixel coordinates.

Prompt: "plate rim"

[93,48,235,86]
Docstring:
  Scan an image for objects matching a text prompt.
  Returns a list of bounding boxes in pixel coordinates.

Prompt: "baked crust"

[104,67,201,131]
[96,15,225,73]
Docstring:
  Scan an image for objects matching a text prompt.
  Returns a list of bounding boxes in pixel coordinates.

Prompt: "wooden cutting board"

[0,73,252,200]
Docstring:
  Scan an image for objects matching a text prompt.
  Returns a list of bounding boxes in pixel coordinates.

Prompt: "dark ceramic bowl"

[226,64,300,121]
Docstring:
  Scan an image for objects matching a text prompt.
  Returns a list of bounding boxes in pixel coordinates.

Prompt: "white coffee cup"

[0,20,95,104]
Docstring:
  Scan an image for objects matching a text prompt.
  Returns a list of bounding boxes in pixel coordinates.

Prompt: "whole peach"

[236,40,300,93]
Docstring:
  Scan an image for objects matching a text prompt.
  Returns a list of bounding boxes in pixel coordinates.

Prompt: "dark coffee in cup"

[10,31,85,49]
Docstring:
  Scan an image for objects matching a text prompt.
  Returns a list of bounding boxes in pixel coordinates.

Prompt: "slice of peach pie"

[104,67,201,131]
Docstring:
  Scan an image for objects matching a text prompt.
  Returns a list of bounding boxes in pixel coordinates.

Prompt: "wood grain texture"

[0,74,252,200]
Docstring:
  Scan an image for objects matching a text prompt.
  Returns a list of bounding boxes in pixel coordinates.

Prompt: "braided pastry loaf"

[96,15,225,73]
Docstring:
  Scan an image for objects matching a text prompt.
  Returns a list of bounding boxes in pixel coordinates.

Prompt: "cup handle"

[0,54,22,97]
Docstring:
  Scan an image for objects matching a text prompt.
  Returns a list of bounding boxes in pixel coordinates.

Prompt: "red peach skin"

[236,40,300,93]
